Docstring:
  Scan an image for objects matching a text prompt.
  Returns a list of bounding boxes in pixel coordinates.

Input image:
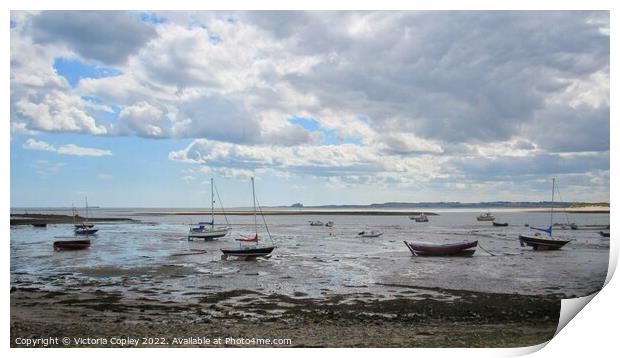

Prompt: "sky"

[9,10,610,207]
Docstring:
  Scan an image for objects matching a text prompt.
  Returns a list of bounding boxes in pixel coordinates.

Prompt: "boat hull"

[188,227,230,240]
[221,246,275,260]
[75,229,98,235]
[358,233,383,238]
[492,222,509,227]
[600,231,610,237]
[404,240,477,256]
[518,235,570,250]
[53,240,91,251]
[477,217,495,221]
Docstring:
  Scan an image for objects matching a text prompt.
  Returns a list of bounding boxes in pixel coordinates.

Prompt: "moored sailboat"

[519,178,570,251]
[188,178,231,240]
[74,198,98,235]
[221,177,276,260]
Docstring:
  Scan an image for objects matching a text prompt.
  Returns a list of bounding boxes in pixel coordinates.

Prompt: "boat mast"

[252,177,258,238]
[211,178,215,227]
[85,197,89,224]
[550,177,555,234]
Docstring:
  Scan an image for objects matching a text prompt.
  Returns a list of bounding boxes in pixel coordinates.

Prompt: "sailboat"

[410,213,429,222]
[73,204,94,229]
[221,177,276,260]
[74,197,98,235]
[519,178,570,250]
[188,178,231,240]
[476,212,495,221]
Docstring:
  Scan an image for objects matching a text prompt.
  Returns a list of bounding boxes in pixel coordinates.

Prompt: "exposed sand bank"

[10,214,137,226]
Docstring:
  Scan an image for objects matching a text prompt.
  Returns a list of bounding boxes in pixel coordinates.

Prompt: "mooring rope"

[477,243,497,256]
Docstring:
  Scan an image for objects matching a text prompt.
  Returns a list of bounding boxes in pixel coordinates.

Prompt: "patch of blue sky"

[289,117,363,145]
[11,133,196,207]
[189,22,223,44]
[208,33,223,44]
[139,12,168,25]
[53,58,122,88]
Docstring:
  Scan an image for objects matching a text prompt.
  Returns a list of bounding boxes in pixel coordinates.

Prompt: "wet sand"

[10,286,559,347]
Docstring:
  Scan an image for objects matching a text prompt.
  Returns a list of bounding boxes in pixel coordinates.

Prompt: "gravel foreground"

[11,286,561,348]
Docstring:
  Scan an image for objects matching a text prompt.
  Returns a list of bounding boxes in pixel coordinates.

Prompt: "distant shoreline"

[133,210,441,216]
[9,206,608,225]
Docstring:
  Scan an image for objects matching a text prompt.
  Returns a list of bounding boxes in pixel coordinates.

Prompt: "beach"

[11,285,559,347]
[10,209,609,347]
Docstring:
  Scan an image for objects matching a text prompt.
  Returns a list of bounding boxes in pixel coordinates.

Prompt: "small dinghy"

[492,221,508,227]
[309,220,324,226]
[404,240,478,256]
[53,239,91,251]
[32,223,47,228]
[599,231,610,238]
[357,230,383,238]
[325,221,334,227]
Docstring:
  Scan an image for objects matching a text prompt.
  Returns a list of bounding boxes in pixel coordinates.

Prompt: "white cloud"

[23,138,112,157]
[23,138,55,151]
[118,101,169,138]
[169,138,442,185]
[9,11,610,200]
[31,159,65,176]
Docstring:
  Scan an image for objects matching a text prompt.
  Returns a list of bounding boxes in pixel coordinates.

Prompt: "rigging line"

[554,180,571,225]
[254,196,274,244]
[213,181,230,225]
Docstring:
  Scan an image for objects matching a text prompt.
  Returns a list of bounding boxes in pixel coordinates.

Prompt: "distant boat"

[600,231,610,238]
[492,221,508,227]
[74,198,98,235]
[404,240,478,257]
[357,230,383,238]
[32,223,47,228]
[74,226,98,235]
[519,178,570,251]
[410,213,429,222]
[188,178,231,240]
[477,212,495,221]
[53,239,91,251]
[309,220,324,226]
[553,222,578,230]
[325,221,334,227]
[221,177,275,260]
[570,224,610,231]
